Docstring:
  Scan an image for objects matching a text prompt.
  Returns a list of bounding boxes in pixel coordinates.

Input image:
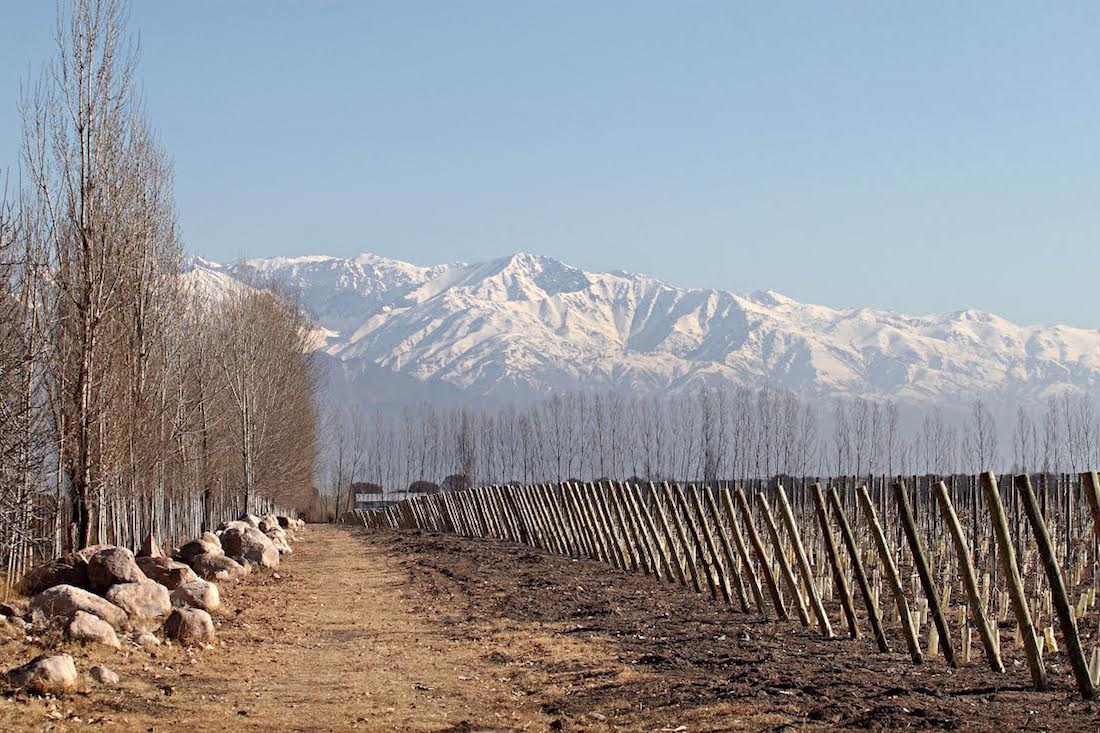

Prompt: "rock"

[188,552,248,582]
[90,665,119,686]
[265,528,293,555]
[137,534,162,558]
[216,520,250,534]
[105,580,171,619]
[276,515,292,529]
[17,553,89,596]
[220,526,280,570]
[258,517,278,533]
[86,547,147,592]
[176,535,222,563]
[131,631,161,650]
[238,513,262,528]
[30,585,128,630]
[200,531,223,552]
[171,579,221,612]
[137,555,198,590]
[163,608,215,644]
[7,654,79,696]
[74,544,113,562]
[66,611,120,648]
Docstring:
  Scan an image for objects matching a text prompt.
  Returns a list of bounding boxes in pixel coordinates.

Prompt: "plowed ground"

[0,525,1097,731]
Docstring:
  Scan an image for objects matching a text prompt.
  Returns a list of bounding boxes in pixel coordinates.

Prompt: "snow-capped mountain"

[183,252,1100,411]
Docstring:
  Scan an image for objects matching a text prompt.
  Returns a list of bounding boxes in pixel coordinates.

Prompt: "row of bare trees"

[0,0,319,577]
[328,387,1100,505]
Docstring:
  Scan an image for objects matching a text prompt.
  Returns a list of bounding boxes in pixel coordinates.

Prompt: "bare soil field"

[0,525,1097,732]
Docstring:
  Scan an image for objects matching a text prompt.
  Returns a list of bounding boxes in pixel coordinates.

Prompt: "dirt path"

[0,526,569,732]
[2,525,1099,732]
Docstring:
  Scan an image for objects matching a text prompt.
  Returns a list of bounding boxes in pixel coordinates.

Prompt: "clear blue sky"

[2,1,1098,327]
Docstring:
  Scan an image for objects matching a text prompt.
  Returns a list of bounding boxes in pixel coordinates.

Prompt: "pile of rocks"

[3,513,304,696]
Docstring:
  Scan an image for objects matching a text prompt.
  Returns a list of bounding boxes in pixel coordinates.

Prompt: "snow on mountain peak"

[186,252,1100,411]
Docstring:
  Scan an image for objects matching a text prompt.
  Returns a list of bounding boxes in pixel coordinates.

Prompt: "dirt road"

[0,525,1098,731]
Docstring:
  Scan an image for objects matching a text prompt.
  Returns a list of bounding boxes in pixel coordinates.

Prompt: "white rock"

[171,579,221,612]
[30,585,128,630]
[105,580,171,619]
[164,608,216,644]
[221,526,280,569]
[66,611,120,648]
[6,654,78,696]
[90,665,119,686]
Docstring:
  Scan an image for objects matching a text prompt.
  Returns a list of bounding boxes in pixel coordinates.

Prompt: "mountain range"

[183,252,1100,416]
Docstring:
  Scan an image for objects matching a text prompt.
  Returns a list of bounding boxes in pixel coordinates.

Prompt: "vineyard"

[359,471,1100,708]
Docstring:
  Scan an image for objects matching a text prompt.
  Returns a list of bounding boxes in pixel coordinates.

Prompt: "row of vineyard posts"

[358,471,1100,701]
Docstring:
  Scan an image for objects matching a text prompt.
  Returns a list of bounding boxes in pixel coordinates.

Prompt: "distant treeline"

[0,0,320,577]
[328,386,1098,508]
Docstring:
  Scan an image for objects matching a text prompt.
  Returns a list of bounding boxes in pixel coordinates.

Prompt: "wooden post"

[652,483,689,587]
[672,484,717,597]
[721,487,767,617]
[895,480,957,667]
[1081,471,1100,548]
[757,491,811,626]
[776,485,832,638]
[663,483,705,593]
[981,471,1046,690]
[704,489,750,612]
[607,484,642,572]
[735,488,786,619]
[858,485,922,664]
[1017,473,1092,699]
[688,486,734,605]
[626,483,668,582]
[812,483,859,639]
[933,480,1003,672]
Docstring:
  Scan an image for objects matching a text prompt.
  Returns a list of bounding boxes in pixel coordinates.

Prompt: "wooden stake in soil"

[687,486,734,605]
[776,485,832,638]
[756,491,811,626]
[894,480,957,667]
[704,489,750,612]
[858,484,922,664]
[981,471,1047,690]
[1017,473,1093,699]
[1082,471,1100,549]
[827,484,888,651]
[721,487,768,617]
[933,480,1003,673]
[735,488,787,620]
[664,483,705,594]
[812,483,859,639]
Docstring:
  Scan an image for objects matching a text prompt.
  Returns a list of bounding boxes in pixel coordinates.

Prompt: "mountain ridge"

[183,252,1100,411]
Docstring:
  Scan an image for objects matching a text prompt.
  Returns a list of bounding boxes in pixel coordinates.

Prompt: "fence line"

[356,470,1100,701]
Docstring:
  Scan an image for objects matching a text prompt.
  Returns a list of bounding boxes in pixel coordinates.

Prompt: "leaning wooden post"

[735,488,786,619]
[858,485,922,664]
[652,484,689,587]
[981,471,1046,690]
[1081,471,1100,548]
[757,491,811,626]
[933,480,1003,673]
[626,483,669,582]
[703,489,750,612]
[687,486,734,605]
[1017,473,1092,699]
[720,487,768,617]
[894,480,957,667]
[664,483,706,594]
[811,483,859,639]
[671,484,716,597]
[776,485,832,638]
